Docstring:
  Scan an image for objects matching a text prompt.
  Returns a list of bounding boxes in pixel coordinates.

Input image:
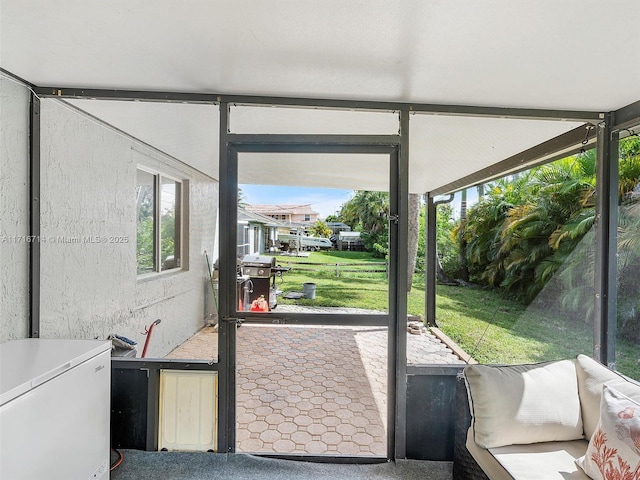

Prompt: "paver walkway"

[166,310,464,456]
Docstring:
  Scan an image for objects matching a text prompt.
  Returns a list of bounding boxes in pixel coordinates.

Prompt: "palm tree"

[339,190,422,289]
[310,220,332,238]
[340,191,390,257]
[613,136,640,341]
[459,173,532,288]
[499,154,595,301]
[238,187,248,208]
[458,138,640,330]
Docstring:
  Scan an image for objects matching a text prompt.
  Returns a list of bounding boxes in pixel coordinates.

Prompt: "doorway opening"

[219,140,404,459]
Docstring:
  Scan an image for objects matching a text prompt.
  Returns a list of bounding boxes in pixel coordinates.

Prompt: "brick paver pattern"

[167,320,464,456]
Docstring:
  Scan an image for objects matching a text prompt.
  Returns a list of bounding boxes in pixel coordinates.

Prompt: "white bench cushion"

[466,426,590,480]
[464,360,583,448]
[466,426,514,480]
[489,439,589,480]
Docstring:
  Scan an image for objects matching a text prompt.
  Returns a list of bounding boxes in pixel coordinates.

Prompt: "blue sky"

[239,184,481,221]
[240,184,354,219]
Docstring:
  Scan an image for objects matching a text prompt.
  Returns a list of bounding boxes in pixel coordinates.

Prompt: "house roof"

[246,205,319,216]
[2,1,639,193]
[238,208,287,228]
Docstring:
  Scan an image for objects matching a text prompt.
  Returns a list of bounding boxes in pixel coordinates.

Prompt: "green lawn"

[272,251,640,380]
[274,251,390,310]
[434,284,640,380]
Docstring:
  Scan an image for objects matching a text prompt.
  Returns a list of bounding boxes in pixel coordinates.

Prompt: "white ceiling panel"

[2,1,639,193]
[238,153,389,191]
[230,106,399,135]
[409,114,585,193]
[65,100,219,178]
[2,1,638,111]
[60,97,591,193]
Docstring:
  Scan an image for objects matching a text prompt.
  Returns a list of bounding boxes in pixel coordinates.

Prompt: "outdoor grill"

[239,255,276,311]
[240,255,276,279]
[239,255,290,311]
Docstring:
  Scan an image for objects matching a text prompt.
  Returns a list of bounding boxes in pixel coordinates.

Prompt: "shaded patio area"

[166,314,464,456]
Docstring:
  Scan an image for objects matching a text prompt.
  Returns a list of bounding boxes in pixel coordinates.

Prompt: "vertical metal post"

[387,149,400,460]
[594,114,618,368]
[387,148,398,461]
[425,194,437,327]
[388,109,409,460]
[146,369,160,451]
[153,174,160,272]
[29,93,41,338]
[217,102,238,452]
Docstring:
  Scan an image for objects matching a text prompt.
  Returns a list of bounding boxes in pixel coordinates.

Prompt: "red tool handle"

[141,319,161,358]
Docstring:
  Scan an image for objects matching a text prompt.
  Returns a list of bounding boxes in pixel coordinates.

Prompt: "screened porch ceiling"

[2,0,639,193]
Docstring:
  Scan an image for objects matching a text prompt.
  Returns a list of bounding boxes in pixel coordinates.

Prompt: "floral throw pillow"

[575,384,640,480]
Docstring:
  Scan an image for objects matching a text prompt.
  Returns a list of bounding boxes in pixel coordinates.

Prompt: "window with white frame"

[136,168,184,275]
[237,224,250,257]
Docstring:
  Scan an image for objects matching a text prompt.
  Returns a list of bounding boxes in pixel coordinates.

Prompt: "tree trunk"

[436,249,454,284]
[458,189,469,282]
[407,193,421,292]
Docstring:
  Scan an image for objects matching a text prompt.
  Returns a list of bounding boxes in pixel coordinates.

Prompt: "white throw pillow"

[575,385,640,479]
[575,354,640,440]
[464,360,584,449]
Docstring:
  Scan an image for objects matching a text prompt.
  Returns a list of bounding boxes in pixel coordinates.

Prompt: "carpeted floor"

[110,450,453,480]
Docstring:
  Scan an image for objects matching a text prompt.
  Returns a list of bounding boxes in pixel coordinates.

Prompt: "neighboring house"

[237,208,288,257]
[326,222,351,235]
[337,231,365,251]
[245,204,319,228]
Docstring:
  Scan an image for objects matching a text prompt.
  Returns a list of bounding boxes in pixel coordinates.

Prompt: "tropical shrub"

[309,219,333,238]
[415,203,460,278]
[456,137,640,341]
[339,191,390,258]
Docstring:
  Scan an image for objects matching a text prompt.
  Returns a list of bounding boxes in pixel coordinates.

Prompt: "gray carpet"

[110,450,453,479]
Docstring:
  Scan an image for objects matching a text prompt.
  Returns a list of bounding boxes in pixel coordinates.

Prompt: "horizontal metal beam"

[32,86,220,104]
[614,99,640,131]
[233,144,397,155]
[111,358,219,369]
[229,135,399,155]
[430,123,597,196]
[226,95,602,122]
[239,313,389,327]
[406,364,465,376]
[228,133,400,146]
[31,85,602,122]
[254,453,387,464]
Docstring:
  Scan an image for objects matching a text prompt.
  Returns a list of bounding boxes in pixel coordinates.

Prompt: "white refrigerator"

[0,339,111,480]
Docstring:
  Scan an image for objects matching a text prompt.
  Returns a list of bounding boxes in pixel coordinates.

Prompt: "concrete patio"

[166,312,465,456]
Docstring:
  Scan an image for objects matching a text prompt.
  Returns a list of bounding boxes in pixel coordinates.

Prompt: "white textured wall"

[0,77,30,342]
[39,99,218,357]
